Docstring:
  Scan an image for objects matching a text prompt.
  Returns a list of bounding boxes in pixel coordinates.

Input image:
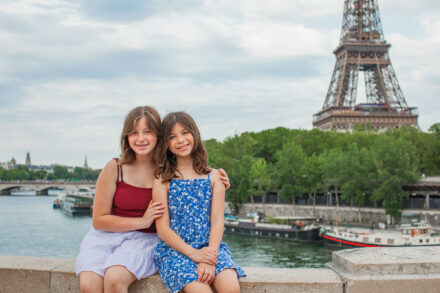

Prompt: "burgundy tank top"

[111,158,156,233]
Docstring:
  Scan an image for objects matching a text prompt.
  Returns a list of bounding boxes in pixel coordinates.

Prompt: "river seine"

[0,196,338,268]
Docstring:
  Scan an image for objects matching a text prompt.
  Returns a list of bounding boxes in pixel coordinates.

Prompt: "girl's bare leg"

[79,271,104,293]
[103,265,137,293]
[212,269,240,293]
[183,281,213,293]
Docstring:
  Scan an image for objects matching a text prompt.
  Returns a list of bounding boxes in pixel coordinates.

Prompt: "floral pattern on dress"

[154,175,245,293]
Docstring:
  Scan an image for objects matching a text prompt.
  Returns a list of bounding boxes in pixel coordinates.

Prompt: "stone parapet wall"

[327,246,440,293]
[236,203,388,224]
[0,256,342,293]
[1,247,440,292]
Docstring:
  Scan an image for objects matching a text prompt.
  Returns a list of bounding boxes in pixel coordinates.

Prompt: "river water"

[0,196,338,268]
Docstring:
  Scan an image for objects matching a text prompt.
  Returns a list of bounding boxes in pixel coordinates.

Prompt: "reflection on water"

[0,196,339,268]
[224,233,338,268]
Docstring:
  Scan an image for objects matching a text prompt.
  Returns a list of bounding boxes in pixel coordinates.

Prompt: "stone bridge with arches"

[0,181,96,195]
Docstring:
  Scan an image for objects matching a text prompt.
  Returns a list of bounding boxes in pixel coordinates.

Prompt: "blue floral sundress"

[154,174,245,292]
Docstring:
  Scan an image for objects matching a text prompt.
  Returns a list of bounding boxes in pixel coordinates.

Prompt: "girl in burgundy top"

[75,106,230,293]
[76,106,166,292]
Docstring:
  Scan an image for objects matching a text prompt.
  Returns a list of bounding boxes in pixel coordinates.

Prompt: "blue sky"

[1,0,439,168]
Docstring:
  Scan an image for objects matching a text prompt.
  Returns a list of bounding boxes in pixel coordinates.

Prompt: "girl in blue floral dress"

[153,112,245,293]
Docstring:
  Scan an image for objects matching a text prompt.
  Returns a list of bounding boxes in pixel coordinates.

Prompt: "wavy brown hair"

[119,106,161,165]
[155,112,211,182]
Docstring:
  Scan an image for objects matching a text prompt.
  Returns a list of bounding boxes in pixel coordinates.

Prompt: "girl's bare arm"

[208,169,226,250]
[153,178,217,265]
[92,160,164,232]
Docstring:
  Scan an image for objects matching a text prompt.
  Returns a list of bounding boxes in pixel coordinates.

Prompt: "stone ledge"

[331,247,440,275]
[0,256,343,293]
[3,247,440,293]
[328,247,440,293]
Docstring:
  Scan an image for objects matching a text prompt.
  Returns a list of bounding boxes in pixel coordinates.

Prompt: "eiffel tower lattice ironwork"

[313,0,418,131]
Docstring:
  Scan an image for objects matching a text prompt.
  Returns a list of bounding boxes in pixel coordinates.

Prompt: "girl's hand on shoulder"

[189,247,217,266]
[218,168,230,190]
[197,263,215,284]
[141,201,165,228]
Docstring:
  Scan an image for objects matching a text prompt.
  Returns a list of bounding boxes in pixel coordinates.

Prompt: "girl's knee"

[79,281,96,293]
[104,275,121,291]
[217,283,240,293]
[213,269,240,293]
[79,272,103,293]
[183,281,213,293]
[104,267,135,291]
[79,275,103,293]
[104,275,129,291]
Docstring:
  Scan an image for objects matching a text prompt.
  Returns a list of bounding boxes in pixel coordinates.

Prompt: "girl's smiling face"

[128,117,157,157]
[168,122,194,158]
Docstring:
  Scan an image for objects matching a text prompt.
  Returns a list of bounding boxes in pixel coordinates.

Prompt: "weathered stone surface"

[50,259,79,293]
[3,249,440,293]
[240,267,343,293]
[0,256,344,293]
[128,273,168,292]
[329,247,440,293]
[343,274,440,293]
[0,256,71,293]
[332,247,440,275]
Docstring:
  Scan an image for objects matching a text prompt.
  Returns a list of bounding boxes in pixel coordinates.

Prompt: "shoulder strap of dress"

[113,158,121,183]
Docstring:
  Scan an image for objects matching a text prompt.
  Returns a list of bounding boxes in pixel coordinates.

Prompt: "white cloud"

[0,0,439,167]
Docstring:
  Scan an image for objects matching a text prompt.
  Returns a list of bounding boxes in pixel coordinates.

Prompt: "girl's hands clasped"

[190,247,218,266]
[197,263,215,284]
[142,201,165,228]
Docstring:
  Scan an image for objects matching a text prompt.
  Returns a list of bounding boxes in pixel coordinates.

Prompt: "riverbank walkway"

[1,246,439,292]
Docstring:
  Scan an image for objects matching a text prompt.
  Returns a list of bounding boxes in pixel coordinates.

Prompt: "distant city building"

[1,154,91,172]
[10,157,16,168]
[25,152,31,165]
[0,157,17,170]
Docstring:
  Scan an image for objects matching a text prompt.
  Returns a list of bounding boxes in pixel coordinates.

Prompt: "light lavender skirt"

[75,227,158,280]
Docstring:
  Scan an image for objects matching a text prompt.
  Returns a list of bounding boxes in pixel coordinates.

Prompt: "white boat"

[74,187,95,196]
[322,221,440,247]
[53,191,67,209]
[10,187,37,196]
[61,190,94,215]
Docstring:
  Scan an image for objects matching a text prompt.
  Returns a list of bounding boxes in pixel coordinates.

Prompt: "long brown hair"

[155,112,211,181]
[119,106,161,165]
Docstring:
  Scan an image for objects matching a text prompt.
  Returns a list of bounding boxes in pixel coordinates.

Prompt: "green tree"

[421,123,440,175]
[227,154,255,212]
[297,154,324,216]
[249,158,272,204]
[322,148,346,225]
[52,165,70,180]
[253,127,292,163]
[428,123,440,134]
[28,169,47,180]
[0,167,6,180]
[339,143,376,223]
[274,142,306,203]
[371,136,419,223]
[72,167,86,180]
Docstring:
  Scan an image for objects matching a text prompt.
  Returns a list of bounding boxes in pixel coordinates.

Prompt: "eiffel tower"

[313,0,418,131]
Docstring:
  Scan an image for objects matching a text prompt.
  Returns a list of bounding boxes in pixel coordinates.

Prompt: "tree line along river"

[0,196,337,268]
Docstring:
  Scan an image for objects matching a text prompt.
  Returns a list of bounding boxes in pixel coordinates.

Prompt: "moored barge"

[61,192,94,215]
[322,221,440,247]
[224,216,322,242]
